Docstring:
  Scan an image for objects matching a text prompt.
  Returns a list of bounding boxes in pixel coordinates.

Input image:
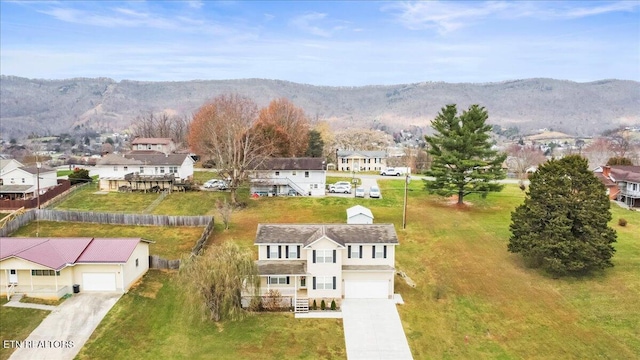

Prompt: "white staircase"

[295,298,309,313]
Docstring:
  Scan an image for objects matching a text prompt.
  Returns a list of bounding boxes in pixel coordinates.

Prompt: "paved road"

[341,299,413,360]
[9,293,122,360]
[327,171,528,185]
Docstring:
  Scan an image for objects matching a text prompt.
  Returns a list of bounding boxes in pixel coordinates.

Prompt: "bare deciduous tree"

[189,94,268,204]
[216,198,233,230]
[332,129,392,151]
[179,241,259,322]
[131,112,190,148]
[506,144,547,179]
[582,138,615,169]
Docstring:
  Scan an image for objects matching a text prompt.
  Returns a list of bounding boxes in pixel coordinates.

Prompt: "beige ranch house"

[0,237,150,300]
[253,223,398,311]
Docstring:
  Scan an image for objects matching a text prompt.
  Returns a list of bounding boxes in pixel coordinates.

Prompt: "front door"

[9,269,17,284]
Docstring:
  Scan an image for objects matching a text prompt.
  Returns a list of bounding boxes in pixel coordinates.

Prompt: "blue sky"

[1,1,639,86]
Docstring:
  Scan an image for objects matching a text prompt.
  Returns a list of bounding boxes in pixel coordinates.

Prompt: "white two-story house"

[0,165,58,200]
[130,138,176,155]
[253,223,399,310]
[336,150,387,172]
[250,158,326,197]
[92,153,194,192]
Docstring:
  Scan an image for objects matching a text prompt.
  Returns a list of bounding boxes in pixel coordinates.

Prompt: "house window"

[268,246,279,259]
[348,245,363,259]
[268,276,288,285]
[314,276,334,290]
[288,246,298,259]
[113,166,118,171]
[21,178,25,183]
[123,166,128,171]
[341,158,346,164]
[292,171,297,176]
[275,171,280,176]
[135,258,139,267]
[304,171,309,178]
[300,277,306,288]
[633,183,638,191]
[160,167,165,174]
[373,245,386,259]
[315,249,334,263]
[169,166,178,174]
[312,184,318,189]
[31,270,59,276]
[140,167,144,174]
[147,145,152,150]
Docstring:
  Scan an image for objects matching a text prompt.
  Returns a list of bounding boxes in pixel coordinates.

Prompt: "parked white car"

[355,187,365,198]
[380,168,401,176]
[204,179,227,190]
[369,186,381,198]
[330,184,351,194]
[329,181,352,193]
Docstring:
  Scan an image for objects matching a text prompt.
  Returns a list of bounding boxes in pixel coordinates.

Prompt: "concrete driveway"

[341,299,413,360]
[9,293,122,360]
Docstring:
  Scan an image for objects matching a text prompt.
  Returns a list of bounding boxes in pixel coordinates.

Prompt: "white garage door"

[344,281,388,299]
[82,273,117,292]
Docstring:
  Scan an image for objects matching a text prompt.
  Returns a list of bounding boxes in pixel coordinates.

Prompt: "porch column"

[54,270,58,291]
[121,264,126,293]
[30,270,33,291]
[293,275,297,309]
[266,276,270,293]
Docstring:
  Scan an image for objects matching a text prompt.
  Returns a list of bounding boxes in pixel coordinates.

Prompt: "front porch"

[254,260,310,312]
[3,284,70,300]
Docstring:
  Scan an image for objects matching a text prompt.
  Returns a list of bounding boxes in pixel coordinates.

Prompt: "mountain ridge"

[1,75,638,139]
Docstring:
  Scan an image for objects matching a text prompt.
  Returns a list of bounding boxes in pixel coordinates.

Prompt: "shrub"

[248,297,262,312]
[312,299,317,310]
[330,300,336,310]
[320,299,326,310]
[618,218,628,227]
[68,168,92,185]
[263,289,283,311]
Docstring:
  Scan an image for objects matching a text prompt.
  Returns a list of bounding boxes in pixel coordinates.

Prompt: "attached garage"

[344,280,389,299]
[82,273,117,292]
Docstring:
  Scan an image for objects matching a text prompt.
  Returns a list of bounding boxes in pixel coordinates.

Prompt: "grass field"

[15,177,640,359]
[11,222,203,259]
[56,169,74,177]
[77,271,345,360]
[0,299,50,360]
[54,185,160,213]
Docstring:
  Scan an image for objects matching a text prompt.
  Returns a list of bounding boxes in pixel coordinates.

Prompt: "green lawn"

[11,222,203,259]
[78,271,345,360]
[54,185,159,212]
[56,169,74,177]
[0,299,50,360]
[24,179,640,359]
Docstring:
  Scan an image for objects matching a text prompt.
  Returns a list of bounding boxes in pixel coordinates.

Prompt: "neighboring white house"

[336,150,387,172]
[0,159,24,176]
[130,138,176,155]
[1,237,150,300]
[92,153,194,192]
[250,158,326,197]
[252,223,398,310]
[346,205,374,224]
[0,165,58,200]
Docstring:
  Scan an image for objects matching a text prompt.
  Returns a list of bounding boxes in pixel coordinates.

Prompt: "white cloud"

[384,1,640,34]
[186,1,204,10]
[290,12,331,37]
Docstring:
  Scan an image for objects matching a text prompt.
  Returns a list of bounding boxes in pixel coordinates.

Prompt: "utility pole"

[402,172,410,229]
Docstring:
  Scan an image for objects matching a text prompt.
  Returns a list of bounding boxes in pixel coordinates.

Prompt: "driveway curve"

[9,293,121,360]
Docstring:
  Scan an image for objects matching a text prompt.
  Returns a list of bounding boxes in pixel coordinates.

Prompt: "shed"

[346,205,374,224]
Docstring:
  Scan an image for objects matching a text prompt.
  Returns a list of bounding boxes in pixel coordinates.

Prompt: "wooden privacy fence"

[0,210,36,237]
[149,255,181,270]
[0,180,71,210]
[35,210,212,227]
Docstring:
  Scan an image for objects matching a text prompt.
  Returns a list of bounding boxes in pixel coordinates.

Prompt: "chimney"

[603,166,611,178]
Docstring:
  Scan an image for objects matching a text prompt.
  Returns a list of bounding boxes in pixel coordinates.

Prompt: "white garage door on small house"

[344,280,388,299]
[82,273,117,292]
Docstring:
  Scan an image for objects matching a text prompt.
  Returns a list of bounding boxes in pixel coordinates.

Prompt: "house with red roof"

[0,237,151,300]
[594,165,640,207]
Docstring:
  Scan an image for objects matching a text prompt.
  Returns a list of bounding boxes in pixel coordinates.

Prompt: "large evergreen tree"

[305,129,324,157]
[508,155,617,275]
[424,104,506,204]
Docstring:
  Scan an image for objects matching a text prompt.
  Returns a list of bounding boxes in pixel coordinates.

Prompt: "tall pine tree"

[424,104,506,204]
[508,155,617,275]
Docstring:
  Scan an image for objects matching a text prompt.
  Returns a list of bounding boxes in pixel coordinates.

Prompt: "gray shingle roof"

[610,166,640,182]
[254,157,325,171]
[256,260,307,275]
[255,224,399,246]
[97,153,190,166]
[337,150,387,158]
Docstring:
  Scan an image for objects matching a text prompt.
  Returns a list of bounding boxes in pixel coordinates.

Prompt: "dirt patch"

[136,280,164,299]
